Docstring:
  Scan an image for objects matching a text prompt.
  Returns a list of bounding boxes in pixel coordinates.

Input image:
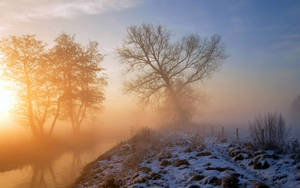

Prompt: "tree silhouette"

[0,34,106,136]
[117,24,226,124]
[0,35,60,137]
[50,34,106,135]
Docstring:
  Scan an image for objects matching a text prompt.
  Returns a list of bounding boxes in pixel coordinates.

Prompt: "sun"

[0,53,15,117]
[0,83,14,115]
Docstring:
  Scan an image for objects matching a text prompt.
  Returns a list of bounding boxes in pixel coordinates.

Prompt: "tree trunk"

[25,68,36,137]
[48,98,61,136]
[168,90,188,127]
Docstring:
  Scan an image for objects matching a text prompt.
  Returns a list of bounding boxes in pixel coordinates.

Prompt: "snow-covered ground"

[73,129,300,188]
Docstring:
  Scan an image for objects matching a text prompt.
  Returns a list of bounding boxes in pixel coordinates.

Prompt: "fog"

[0,71,299,188]
[99,53,300,136]
[0,2,299,187]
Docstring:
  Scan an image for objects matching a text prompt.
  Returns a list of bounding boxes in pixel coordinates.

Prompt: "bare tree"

[0,34,106,137]
[51,33,106,135]
[0,35,61,137]
[117,24,226,124]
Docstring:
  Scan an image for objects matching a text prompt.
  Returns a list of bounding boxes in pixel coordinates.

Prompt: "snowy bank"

[72,128,300,188]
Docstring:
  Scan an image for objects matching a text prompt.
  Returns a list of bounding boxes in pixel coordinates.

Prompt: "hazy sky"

[0,0,300,125]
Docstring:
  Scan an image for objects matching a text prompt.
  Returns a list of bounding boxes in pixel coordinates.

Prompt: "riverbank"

[73,128,300,188]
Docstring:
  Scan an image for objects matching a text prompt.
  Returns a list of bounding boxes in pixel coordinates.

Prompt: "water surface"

[0,140,116,188]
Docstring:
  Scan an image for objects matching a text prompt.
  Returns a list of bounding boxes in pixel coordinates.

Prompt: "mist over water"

[0,120,124,188]
[0,142,113,188]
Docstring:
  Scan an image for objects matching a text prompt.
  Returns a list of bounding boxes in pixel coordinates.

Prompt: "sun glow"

[0,83,15,115]
[0,52,14,116]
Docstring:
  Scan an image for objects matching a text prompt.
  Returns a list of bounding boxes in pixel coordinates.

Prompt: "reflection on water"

[30,161,56,188]
[0,141,115,188]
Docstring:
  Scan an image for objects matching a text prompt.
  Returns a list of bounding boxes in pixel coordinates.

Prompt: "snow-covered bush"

[249,113,289,151]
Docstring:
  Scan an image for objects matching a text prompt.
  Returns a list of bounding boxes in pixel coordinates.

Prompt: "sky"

[0,0,300,127]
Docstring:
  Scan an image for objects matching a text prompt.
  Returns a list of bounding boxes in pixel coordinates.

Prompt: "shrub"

[249,113,289,151]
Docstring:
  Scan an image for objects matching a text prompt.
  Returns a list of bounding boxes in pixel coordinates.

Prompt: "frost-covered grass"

[73,128,300,188]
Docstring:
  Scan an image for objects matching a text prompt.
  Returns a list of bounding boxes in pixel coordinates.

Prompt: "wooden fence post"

[261,129,264,145]
[221,126,224,138]
[236,128,239,140]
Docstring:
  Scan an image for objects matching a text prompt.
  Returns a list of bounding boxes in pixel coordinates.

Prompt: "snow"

[73,130,300,188]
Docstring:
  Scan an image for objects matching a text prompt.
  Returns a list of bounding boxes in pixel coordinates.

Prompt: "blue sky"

[0,0,300,124]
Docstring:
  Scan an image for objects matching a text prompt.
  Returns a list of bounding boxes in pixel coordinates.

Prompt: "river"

[0,139,116,188]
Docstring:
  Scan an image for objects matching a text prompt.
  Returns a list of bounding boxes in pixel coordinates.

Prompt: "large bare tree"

[117,24,226,123]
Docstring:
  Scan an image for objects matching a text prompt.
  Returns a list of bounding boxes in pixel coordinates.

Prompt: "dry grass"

[122,127,161,172]
[190,132,204,150]
[249,113,289,151]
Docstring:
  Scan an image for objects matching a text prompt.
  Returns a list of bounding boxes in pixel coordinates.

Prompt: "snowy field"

[73,129,300,188]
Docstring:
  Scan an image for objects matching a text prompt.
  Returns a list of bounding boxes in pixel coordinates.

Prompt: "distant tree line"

[0,34,106,137]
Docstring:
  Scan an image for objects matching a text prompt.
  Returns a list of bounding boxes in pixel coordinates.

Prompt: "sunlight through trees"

[0,34,106,137]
